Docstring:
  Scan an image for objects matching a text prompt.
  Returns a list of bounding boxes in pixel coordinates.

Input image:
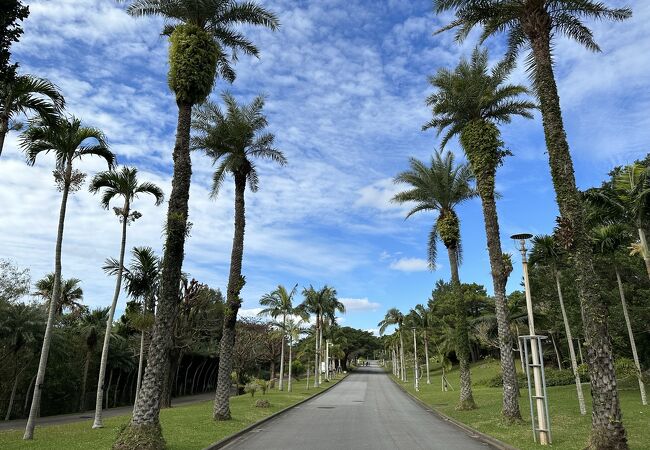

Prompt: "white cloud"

[238,307,263,318]
[340,297,381,312]
[389,257,430,272]
[363,328,380,336]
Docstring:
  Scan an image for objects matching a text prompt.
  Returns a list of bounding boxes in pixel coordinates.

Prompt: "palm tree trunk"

[399,330,406,382]
[113,371,122,407]
[105,369,113,410]
[23,374,36,416]
[24,162,72,440]
[318,324,323,385]
[462,130,519,419]
[278,315,286,390]
[314,315,320,388]
[424,331,431,385]
[93,201,129,428]
[135,331,145,404]
[114,101,193,449]
[80,350,91,412]
[287,336,293,392]
[555,269,586,415]
[5,367,23,421]
[615,267,647,405]
[447,245,476,410]
[529,25,626,448]
[192,360,207,395]
[637,228,650,280]
[214,173,247,421]
[0,116,8,158]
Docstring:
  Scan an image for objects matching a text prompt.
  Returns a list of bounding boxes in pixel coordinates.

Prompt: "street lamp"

[412,327,419,392]
[325,340,331,381]
[511,233,551,445]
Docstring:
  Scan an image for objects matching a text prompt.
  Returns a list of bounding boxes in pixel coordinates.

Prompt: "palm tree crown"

[392,150,476,267]
[192,93,286,196]
[378,308,404,335]
[259,284,298,320]
[33,274,84,315]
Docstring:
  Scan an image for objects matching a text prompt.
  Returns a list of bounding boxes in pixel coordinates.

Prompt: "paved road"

[223,365,491,450]
[0,392,213,431]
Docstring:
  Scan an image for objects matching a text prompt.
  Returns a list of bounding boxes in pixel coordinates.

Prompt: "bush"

[291,360,304,378]
[244,382,258,397]
[257,379,269,395]
[482,368,588,388]
[255,399,270,408]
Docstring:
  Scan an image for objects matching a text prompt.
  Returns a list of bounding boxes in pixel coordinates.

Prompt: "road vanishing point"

[222,364,492,450]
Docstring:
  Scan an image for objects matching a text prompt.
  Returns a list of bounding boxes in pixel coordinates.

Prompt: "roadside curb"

[203,374,348,450]
[388,375,519,450]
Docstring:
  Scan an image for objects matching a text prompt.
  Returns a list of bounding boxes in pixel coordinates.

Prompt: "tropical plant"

[33,274,85,316]
[192,93,286,421]
[392,150,477,410]
[77,308,109,412]
[378,308,406,382]
[529,234,586,414]
[258,284,299,391]
[116,0,278,444]
[21,114,114,440]
[591,224,647,405]
[89,167,163,428]
[434,1,632,445]
[0,74,64,157]
[409,305,432,385]
[424,46,535,420]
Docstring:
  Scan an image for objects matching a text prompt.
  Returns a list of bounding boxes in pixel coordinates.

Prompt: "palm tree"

[392,150,477,410]
[0,74,64,157]
[89,167,163,429]
[33,274,85,315]
[116,1,278,444]
[77,308,109,412]
[424,47,535,421]
[21,114,114,441]
[410,305,432,385]
[192,93,286,421]
[258,284,298,391]
[529,235,586,414]
[434,1,631,445]
[320,287,345,381]
[284,318,305,392]
[378,308,406,382]
[592,224,647,406]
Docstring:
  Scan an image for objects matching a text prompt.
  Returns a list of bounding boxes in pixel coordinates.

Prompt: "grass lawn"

[0,376,344,450]
[393,359,648,450]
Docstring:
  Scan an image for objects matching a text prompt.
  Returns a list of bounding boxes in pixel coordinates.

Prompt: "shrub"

[482,368,588,388]
[291,360,304,379]
[257,379,269,395]
[255,399,270,408]
[244,382,258,397]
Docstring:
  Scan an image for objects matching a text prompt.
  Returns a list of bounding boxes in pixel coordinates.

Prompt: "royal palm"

[424,47,535,420]
[378,308,406,382]
[192,93,286,420]
[77,308,109,412]
[21,115,114,440]
[116,1,278,444]
[435,1,631,445]
[392,150,477,410]
[89,167,163,428]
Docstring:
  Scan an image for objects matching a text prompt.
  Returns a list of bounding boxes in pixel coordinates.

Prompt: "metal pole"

[412,328,419,392]
[518,238,549,445]
[325,339,330,381]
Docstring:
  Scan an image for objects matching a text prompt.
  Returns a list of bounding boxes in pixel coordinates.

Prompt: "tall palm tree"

[378,308,406,382]
[320,287,345,381]
[20,115,114,441]
[434,1,632,445]
[77,308,109,412]
[410,305,432,385]
[392,150,477,410]
[116,1,278,445]
[33,274,85,315]
[192,93,286,421]
[0,74,64,157]
[424,47,534,421]
[258,284,298,391]
[592,224,647,406]
[284,318,305,392]
[89,167,163,429]
[529,234,586,415]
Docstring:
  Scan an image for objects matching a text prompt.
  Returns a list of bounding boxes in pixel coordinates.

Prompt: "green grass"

[393,359,648,450]
[0,376,344,450]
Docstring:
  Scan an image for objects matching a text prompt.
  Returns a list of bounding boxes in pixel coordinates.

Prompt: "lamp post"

[412,327,419,392]
[325,339,331,381]
[512,233,550,445]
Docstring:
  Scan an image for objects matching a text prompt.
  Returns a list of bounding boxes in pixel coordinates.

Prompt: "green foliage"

[168,24,218,105]
[291,360,304,377]
[460,120,508,197]
[0,259,30,303]
[437,210,460,248]
[0,0,29,82]
[255,399,270,408]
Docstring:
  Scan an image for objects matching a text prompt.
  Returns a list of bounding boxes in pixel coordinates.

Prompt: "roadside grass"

[0,376,344,450]
[393,359,647,450]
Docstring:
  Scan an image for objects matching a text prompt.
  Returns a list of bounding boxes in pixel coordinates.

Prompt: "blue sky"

[1,0,648,335]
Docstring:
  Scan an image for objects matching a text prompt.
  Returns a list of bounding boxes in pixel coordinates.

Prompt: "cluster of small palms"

[383,1,634,448]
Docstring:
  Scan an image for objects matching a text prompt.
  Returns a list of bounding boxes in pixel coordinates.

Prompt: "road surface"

[222,365,491,450]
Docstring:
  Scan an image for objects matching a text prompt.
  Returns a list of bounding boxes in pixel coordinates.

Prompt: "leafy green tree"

[424,47,534,420]
[77,308,109,412]
[529,234,586,414]
[0,259,30,303]
[89,167,163,428]
[392,150,477,410]
[434,1,632,445]
[258,284,299,391]
[20,114,114,440]
[116,0,278,444]
[0,0,29,83]
[192,93,285,421]
[0,74,64,157]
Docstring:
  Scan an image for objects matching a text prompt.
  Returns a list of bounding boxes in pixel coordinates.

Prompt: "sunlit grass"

[0,376,343,450]
[394,359,648,450]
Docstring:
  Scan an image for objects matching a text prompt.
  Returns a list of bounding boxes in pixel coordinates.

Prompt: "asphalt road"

[222,365,492,450]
